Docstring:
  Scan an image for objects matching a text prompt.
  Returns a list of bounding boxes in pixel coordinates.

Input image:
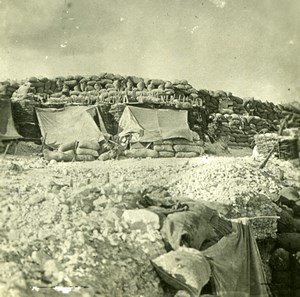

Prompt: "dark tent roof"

[0,99,22,140]
[118,106,193,142]
[36,105,105,148]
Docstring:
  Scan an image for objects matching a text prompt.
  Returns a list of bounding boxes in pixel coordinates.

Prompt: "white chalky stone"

[122,209,160,231]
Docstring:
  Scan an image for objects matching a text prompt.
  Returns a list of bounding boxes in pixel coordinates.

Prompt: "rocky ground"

[0,147,299,297]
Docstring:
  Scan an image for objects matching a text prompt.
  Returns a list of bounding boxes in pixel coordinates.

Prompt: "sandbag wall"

[208,113,273,147]
[124,139,205,159]
[244,98,285,123]
[10,74,202,107]
[153,138,204,158]
[269,187,300,297]
[7,74,203,137]
[2,73,300,142]
[200,90,246,115]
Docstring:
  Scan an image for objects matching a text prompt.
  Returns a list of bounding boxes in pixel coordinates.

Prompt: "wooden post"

[2,141,12,160]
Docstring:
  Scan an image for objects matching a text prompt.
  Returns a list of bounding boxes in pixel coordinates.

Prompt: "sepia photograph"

[0,0,299,296]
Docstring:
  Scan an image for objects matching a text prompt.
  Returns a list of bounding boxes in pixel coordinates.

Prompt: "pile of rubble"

[0,152,299,297]
[169,157,282,239]
[0,167,171,297]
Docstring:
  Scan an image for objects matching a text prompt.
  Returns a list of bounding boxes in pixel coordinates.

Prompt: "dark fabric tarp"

[118,106,193,142]
[0,99,22,140]
[203,219,271,297]
[156,201,271,297]
[35,105,104,149]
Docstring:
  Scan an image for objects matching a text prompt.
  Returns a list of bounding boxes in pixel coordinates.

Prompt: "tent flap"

[35,106,104,148]
[0,99,22,140]
[119,106,193,142]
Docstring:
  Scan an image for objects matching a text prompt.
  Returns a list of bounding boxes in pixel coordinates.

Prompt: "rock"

[281,205,294,217]
[122,209,160,231]
[271,270,292,285]
[293,201,300,218]
[291,254,300,289]
[31,251,51,266]
[278,233,300,252]
[294,218,300,232]
[269,248,290,271]
[279,187,299,207]
[277,209,295,233]
[174,290,191,297]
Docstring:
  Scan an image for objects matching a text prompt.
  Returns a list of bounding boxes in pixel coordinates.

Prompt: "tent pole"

[2,141,12,160]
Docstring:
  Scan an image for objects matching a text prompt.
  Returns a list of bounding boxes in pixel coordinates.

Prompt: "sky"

[0,0,299,103]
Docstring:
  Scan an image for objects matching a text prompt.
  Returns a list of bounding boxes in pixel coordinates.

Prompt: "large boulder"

[122,209,160,231]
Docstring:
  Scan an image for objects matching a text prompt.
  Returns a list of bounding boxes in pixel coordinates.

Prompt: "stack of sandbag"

[173,139,204,158]
[10,74,202,109]
[153,138,204,158]
[243,97,284,123]
[0,80,20,99]
[200,89,219,114]
[209,113,275,147]
[43,148,74,162]
[202,90,246,115]
[231,95,246,114]
[153,140,175,158]
[75,140,100,161]
[124,148,158,159]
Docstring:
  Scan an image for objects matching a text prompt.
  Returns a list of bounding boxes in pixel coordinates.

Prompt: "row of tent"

[0,99,195,149]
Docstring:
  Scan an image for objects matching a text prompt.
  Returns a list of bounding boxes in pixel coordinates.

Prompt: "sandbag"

[43,149,74,162]
[153,144,174,152]
[78,140,100,151]
[76,155,95,162]
[98,151,115,161]
[151,247,211,297]
[158,151,175,158]
[58,141,77,152]
[174,145,203,153]
[172,139,194,145]
[124,148,158,158]
[175,152,199,158]
[153,140,173,145]
[76,147,99,157]
[277,210,295,233]
[277,233,300,252]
